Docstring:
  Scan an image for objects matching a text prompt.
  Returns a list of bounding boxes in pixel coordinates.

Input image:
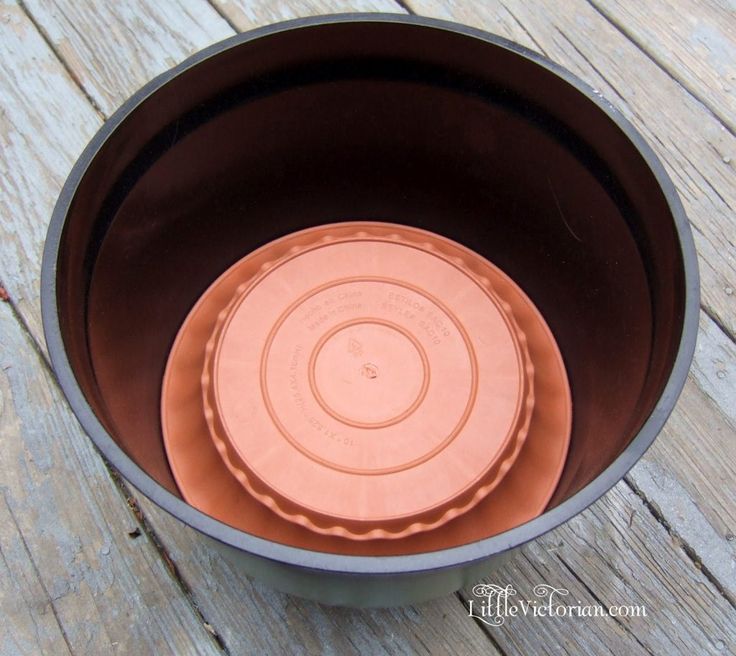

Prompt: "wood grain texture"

[133,494,502,656]
[1,0,734,653]
[692,312,736,426]
[0,301,223,655]
[212,0,403,31]
[0,0,101,358]
[405,0,736,339]
[590,0,736,134]
[21,0,234,116]
[633,378,736,603]
[459,482,736,655]
[0,494,72,656]
[624,311,736,604]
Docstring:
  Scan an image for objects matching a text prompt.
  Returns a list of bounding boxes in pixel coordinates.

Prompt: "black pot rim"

[41,13,700,577]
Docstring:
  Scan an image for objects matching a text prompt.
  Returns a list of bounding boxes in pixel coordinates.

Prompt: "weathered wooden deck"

[1,1,734,654]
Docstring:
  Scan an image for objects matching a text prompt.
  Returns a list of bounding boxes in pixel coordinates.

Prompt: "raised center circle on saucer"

[259,277,475,474]
[309,318,430,428]
[207,236,531,527]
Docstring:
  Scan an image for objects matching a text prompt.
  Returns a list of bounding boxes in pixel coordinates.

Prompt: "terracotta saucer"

[201,229,535,539]
[161,222,572,554]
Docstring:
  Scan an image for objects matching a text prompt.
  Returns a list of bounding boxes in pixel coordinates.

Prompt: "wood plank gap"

[1,490,74,655]
[105,469,231,655]
[2,290,231,651]
[204,0,241,33]
[668,134,736,214]
[453,591,510,656]
[586,0,736,140]
[623,477,736,609]
[16,0,106,120]
[0,292,54,381]
[528,28,735,347]
[393,0,415,14]
[703,304,736,347]
[555,553,654,656]
[0,6,233,639]
[550,24,628,107]
[500,3,547,56]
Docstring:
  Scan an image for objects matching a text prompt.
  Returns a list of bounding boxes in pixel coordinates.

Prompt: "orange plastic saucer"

[161,222,572,553]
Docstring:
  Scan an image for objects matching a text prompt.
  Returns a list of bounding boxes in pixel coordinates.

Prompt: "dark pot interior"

[51,19,690,554]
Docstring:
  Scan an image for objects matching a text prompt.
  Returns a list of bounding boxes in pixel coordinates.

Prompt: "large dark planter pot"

[41,14,699,607]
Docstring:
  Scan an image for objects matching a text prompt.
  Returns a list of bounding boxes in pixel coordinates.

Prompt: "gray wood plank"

[133,495,503,656]
[0,301,223,655]
[211,0,402,30]
[405,0,736,339]
[590,0,736,134]
[632,376,736,603]
[692,311,736,426]
[458,482,736,655]
[0,494,72,656]
[21,0,234,117]
[0,0,102,358]
[622,312,736,606]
